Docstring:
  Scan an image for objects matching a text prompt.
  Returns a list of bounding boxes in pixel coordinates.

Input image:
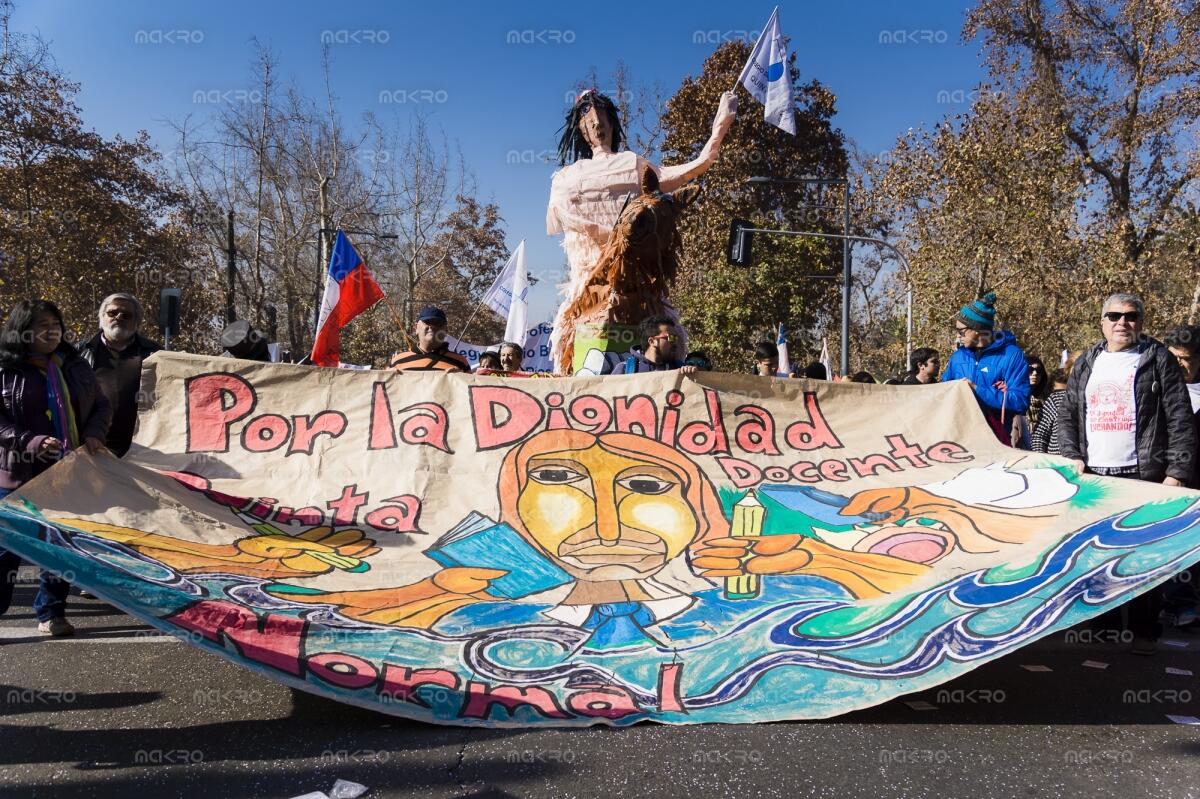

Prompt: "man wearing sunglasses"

[1060,293,1196,653]
[78,292,162,456]
[941,291,1031,444]
[614,315,697,375]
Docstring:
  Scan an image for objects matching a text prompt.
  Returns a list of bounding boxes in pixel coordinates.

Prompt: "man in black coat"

[78,293,162,456]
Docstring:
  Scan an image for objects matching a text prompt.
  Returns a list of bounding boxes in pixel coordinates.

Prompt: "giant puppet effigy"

[546,90,737,375]
[2,352,1200,726]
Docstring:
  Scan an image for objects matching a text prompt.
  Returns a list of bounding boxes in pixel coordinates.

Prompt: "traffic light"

[158,288,181,346]
[727,218,754,267]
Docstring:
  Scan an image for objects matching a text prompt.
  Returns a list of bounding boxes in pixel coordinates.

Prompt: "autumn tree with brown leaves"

[0,2,215,350]
[858,0,1200,375]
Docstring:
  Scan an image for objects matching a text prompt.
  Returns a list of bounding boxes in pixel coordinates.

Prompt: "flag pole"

[456,240,525,344]
[455,300,489,346]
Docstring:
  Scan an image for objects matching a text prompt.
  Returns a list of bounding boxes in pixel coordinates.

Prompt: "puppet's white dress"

[544,99,735,373]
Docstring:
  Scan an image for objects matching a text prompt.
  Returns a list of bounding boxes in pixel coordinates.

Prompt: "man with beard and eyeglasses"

[78,293,162,456]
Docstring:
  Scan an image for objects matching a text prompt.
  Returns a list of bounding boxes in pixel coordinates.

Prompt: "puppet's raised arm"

[658,91,737,192]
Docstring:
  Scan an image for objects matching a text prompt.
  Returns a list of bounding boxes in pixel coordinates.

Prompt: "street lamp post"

[226,209,236,324]
[747,175,851,376]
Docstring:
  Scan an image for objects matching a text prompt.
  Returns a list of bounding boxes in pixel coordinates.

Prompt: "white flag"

[481,240,526,319]
[776,323,791,377]
[737,7,796,135]
[503,241,529,344]
[819,337,833,379]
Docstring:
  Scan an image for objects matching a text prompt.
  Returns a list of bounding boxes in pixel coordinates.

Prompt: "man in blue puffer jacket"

[941,291,1030,445]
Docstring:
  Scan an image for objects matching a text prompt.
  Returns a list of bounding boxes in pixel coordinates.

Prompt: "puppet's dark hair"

[556,89,624,166]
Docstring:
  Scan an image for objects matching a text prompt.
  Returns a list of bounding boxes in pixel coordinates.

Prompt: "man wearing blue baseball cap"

[942,290,1031,444]
[389,306,470,373]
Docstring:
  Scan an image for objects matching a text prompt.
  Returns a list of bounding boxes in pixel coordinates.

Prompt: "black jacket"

[77,331,162,456]
[1059,338,1196,483]
[0,348,112,488]
[77,331,162,369]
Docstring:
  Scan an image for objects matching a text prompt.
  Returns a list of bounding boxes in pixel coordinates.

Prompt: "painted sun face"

[515,443,699,582]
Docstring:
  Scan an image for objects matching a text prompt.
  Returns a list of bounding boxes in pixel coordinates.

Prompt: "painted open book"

[424,512,572,600]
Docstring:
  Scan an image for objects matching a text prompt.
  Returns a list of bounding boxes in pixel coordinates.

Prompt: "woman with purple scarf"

[0,299,110,636]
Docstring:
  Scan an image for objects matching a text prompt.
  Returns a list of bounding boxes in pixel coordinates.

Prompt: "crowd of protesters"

[2,286,1199,652]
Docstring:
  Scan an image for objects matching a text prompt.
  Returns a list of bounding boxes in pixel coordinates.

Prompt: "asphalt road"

[2,570,1200,799]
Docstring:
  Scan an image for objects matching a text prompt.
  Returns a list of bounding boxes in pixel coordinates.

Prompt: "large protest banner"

[1,352,1199,726]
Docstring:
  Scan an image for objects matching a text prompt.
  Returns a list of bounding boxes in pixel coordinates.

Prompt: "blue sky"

[13,0,988,325]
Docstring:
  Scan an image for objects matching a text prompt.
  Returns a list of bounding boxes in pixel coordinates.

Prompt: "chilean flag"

[310,230,385,367]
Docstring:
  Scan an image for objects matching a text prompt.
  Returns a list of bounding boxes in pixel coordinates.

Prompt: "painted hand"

[264,567,507,628]
[236,526,380,574]
[841,486,1045,553]
[690,534,927,599]
[691,534,813,576]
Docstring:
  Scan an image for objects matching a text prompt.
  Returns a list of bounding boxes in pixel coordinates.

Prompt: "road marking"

[0,627,181,644]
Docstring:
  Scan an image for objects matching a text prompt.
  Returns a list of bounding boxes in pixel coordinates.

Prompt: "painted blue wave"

[463,503,1200,711]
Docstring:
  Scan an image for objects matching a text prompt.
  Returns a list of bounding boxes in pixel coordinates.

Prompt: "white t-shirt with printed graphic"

[1084,349,1140,468]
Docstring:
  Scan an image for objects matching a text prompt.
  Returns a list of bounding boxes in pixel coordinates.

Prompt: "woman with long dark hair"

[1025,356,1052,429]
[0,299,110,636]
[1010,355,1051,449]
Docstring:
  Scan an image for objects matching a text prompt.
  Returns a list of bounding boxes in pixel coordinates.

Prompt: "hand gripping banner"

[1,352,1198,726]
